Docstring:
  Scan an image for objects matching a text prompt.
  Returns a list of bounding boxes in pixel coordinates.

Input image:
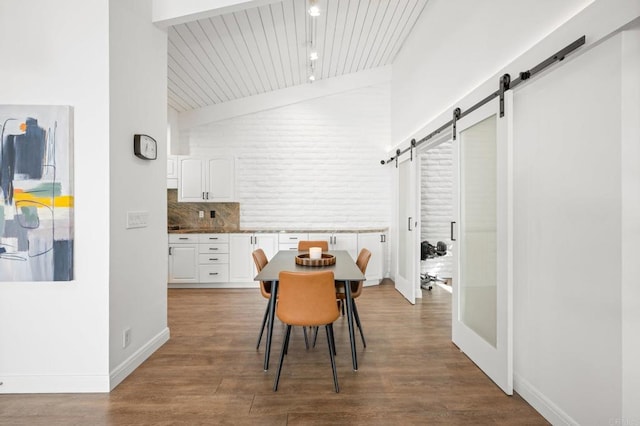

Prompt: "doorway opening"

[418,139,453,295]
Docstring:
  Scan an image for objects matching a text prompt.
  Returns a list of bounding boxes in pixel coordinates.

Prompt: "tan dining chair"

[273,270,340,393]
[253,249,312,351]
[252,249,271,350]
[335,248,371,348]
[297,240,329,251]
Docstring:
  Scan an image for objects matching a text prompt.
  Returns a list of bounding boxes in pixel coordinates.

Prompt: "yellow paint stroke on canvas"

[13,189,74,207]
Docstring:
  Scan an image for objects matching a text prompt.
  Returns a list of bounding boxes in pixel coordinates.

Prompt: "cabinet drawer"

[279,243,301,251]
[278,233,308,244]
[169,234,199,244]
[199,243,229,254]
[198,234,229,243]
[199,253,229,264]
[199,264,229,282]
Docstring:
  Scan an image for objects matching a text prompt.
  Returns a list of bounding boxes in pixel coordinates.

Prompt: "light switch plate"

[126,211,149,229]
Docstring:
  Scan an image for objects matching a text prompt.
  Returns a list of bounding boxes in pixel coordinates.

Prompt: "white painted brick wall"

[187,83,392,230]
[420,142,453,279]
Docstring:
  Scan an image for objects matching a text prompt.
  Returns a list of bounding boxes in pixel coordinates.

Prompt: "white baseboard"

[168,282,259,289]
[0,374,110,394]
[110,327,170,390]
[514,373,578,425]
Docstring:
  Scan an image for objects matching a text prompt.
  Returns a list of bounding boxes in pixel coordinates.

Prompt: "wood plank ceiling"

[167,0,429,113]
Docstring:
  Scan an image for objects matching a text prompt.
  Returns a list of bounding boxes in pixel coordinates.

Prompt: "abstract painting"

[0,105,74,281]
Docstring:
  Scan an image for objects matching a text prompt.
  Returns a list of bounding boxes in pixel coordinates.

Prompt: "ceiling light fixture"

[307,0,320,84]
[308,0,320,17]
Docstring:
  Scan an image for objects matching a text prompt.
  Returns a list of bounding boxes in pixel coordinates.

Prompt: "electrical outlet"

[123,328,131,348]
[198,211,204,219]
[210,210,215,218]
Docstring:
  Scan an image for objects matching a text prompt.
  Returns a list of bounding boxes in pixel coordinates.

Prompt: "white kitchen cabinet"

[308,232,358,259]
[229,233,278,283]
[178,156,234,202]
[168,234,199,283]
[357,232,387,285]
[167,155,178,188]
[198,234,229,283]
[278,232,308,251]
[306,232,331,247]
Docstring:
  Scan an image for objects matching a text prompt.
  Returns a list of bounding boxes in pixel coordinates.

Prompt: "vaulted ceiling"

[167,0,429,113]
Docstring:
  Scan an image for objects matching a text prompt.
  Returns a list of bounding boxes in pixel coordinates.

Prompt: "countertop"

[168,227,387,234]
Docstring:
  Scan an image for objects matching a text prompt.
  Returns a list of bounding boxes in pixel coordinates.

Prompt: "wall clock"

[133,134,157,160]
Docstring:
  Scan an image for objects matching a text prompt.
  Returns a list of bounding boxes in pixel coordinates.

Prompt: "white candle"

[309,247,322,259]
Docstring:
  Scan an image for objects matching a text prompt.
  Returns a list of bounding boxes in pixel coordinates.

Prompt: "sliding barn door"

[395,155,418,304]
[452,93,513,394]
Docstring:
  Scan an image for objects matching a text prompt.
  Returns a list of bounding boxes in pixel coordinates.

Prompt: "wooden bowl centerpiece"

[295,253,336,266]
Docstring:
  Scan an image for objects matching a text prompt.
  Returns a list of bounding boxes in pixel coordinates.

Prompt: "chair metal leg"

[303,327,309,350]
[256,303,270,350]
[352,300,367,348]
[326,324,339,393]
[312,326,319,348]
[326,322,337,356]
[274,325,292,391]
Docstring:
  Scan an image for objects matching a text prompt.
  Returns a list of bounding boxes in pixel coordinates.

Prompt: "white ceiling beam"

[152,0,282,28]
[178,65,392,129]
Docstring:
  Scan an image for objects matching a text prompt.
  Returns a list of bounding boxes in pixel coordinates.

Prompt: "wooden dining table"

[254,250,365,372]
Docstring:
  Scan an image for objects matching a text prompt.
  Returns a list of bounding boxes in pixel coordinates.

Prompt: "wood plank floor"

[0,282,548,425]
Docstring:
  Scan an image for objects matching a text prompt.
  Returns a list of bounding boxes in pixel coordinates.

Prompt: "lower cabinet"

[168,234,199,284]
[198,234,229,283]
[277,232,308,251]
[168,233,229,286]
[169,230,386,287]
[229,233,278,284]
[357,232,387,284]
[308,232,358,259]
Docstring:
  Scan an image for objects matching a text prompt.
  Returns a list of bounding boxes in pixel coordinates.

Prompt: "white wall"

[391,0,594,144]
[620,26,640,424]
[0,0,169,393]
[152,0,278,27]
[186,83,392,231]
[108,0,169,387]
[0,0,111,392]
[391,0,640,424]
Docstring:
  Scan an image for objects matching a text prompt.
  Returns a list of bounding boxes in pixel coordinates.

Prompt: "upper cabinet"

[167,155,178,189]
[178,156,235,202]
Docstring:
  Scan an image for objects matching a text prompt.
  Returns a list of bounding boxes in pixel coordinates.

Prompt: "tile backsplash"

[167,189,239,231]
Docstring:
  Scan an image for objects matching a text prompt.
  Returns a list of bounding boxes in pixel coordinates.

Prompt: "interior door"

[452,93,513,394]
[395,155,417,304]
